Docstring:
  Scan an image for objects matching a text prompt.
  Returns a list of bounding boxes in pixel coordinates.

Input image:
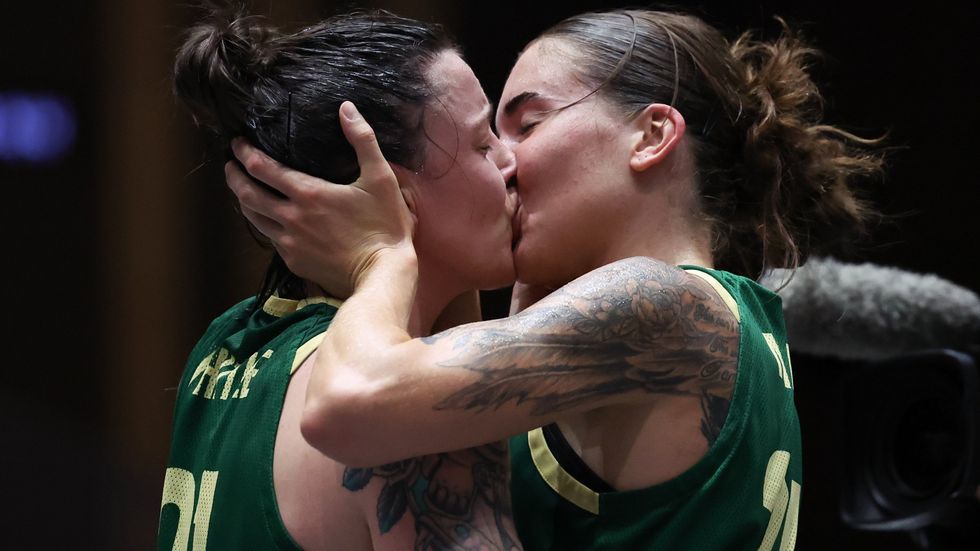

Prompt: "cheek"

[518,125,584,184]
[514,142,550,195]
[516,139,578,207]
[411,199,458,268]
[452,161,508,220]
[520,121,622,200]
[413,185,459,234]
[414,167,505,242]
[473,169,509,216]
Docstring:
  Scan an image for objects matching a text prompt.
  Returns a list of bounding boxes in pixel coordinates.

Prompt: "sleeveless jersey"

[509,267,803,550]
[157,295,340,550]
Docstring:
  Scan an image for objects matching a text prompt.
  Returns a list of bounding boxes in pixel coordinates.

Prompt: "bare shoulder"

[530,256,739,345]
[548,256,741,445]
[428,257,739,426]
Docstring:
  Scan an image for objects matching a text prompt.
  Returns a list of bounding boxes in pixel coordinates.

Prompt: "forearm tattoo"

[343,442,520,550]
[424,258,739,446]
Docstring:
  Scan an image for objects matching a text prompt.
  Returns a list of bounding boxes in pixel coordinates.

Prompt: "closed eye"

[518,121,539,135]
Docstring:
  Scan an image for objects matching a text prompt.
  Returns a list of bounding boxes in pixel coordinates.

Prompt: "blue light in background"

[0,92,77,164]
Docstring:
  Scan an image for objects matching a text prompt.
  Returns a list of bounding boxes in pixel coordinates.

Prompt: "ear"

[390,163,420,226]
[629,103,687,173]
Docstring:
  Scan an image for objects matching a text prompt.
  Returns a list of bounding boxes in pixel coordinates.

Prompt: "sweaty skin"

[299,248,738,493]
[276,348,519,550]
[229,38,736,501]
[258,51,521,550]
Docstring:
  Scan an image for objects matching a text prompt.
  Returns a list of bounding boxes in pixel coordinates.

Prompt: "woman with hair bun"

[160,2,521,550]
[228,7,884,550]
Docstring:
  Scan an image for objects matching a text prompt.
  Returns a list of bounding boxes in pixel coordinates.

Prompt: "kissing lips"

[511,202,523,250]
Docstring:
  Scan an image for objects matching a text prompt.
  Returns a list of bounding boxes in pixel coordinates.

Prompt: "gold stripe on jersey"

[299,296,344,310]
[263,296,296,317]
[527,427,600,515]
[291,332,327,375]
[684,269,741,322]
[263,295,344,318]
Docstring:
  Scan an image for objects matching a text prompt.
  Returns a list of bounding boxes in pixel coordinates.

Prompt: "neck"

[607,160,715,269]
[594,203,713,272]
[624,227,714,269]
[405,257,466,338]
[302,261,461,339]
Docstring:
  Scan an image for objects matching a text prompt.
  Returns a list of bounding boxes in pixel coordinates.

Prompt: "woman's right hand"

[226,102,416,299]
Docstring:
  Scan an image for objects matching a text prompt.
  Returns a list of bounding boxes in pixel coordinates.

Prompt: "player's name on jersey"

[188,347,275,401]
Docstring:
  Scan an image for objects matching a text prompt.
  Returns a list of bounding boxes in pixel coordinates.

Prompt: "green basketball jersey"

[509,267,802,550]
[157,295,340,550]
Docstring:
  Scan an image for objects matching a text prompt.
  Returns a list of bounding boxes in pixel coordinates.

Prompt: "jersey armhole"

[290,331,327,375]
[683,269,741,322]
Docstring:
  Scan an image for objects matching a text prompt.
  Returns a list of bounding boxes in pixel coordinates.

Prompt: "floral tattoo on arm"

[342,442,520,550]
[423,258,739,446]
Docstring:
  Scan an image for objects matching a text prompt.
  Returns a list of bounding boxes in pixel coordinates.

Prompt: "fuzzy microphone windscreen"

[760,257,980,361]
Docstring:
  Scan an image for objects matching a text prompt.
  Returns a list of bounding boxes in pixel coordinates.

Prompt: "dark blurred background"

[1,0,976,548]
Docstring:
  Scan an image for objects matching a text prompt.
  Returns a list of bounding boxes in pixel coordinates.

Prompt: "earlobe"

[629,104,686,173]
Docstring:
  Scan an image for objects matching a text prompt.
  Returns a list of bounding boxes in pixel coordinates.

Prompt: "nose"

[493,139,517,184]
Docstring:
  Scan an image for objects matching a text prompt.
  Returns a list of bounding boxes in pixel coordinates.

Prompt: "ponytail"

[539,10,885,279]
[173,1,282,140]
[723,18,884,277]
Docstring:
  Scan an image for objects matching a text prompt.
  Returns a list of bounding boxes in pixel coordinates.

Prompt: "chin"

[514,245,582,289]
[514,254,554,288]
[462,250,516,291]
[482,262,517,290]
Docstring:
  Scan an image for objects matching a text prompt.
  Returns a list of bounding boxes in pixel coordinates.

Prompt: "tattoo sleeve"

[343,442,520,550]
[423,258,739,446]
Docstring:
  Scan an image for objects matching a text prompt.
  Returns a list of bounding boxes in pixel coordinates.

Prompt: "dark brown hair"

[539,10,884,279]
[174,1,455,304]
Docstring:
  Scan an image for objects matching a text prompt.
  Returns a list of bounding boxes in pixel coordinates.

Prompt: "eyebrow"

[467,103,495,131]
[503,92,541,116]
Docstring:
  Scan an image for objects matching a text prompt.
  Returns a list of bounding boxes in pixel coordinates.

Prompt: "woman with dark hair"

[228,8,884,550]
[159,3,521,550]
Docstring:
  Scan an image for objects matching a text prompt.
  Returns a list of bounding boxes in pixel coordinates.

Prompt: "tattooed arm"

[345,443,520,551]
[302,253,739,467]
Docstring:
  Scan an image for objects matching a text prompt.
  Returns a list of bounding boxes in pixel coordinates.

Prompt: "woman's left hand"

[226,101,416,298]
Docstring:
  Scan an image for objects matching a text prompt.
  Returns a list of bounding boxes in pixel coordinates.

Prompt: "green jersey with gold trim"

[157,295,339,550]
[509,267,802,550]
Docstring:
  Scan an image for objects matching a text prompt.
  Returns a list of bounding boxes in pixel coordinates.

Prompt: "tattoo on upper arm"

[424,258,739,445]
[342,442,520,550]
